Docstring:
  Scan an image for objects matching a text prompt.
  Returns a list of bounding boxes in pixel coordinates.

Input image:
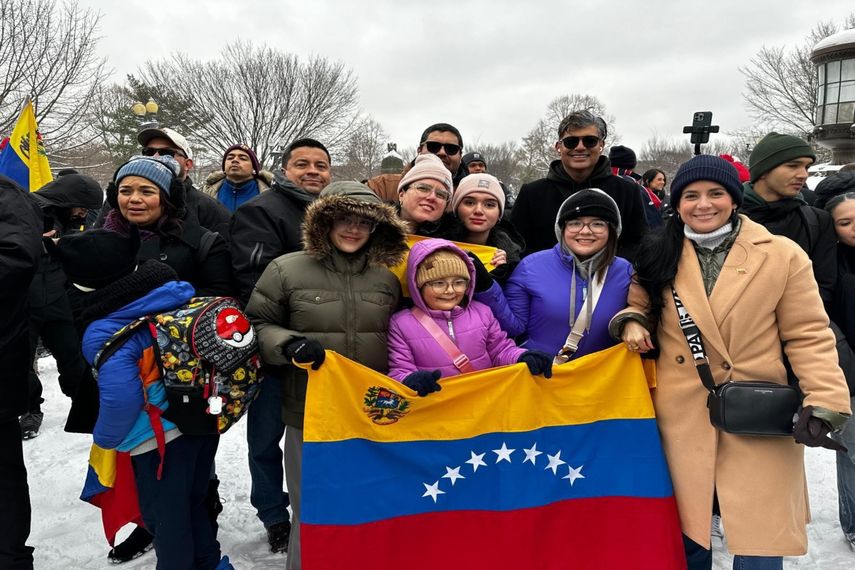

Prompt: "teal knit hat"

[748,132,815,183]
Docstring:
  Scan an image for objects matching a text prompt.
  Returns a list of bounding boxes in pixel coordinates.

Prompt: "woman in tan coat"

[613,155,851,569]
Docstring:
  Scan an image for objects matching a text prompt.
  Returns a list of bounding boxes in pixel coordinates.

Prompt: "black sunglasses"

[142,146,185,158]
[421,140,461,156]
[560,135,601,150]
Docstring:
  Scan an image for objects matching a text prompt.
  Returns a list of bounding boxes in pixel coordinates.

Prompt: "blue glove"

[403,370,442,397]
[518,350,553,379]
[284,338,325,370]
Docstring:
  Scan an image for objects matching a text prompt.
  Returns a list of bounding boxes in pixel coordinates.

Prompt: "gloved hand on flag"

[403,370,442,397]
[518,350,553,379]
[284,338,326,370]
[466,252,494,293]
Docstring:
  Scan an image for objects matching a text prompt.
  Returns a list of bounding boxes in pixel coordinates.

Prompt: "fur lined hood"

[301,193,408,268]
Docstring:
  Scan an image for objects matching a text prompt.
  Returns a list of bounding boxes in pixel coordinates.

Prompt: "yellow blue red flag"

[0,99,53,191]
[301,345,685,569]
[390,234,497,296]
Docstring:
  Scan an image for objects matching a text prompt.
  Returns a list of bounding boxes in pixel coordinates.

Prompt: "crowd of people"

[2,109,855,570]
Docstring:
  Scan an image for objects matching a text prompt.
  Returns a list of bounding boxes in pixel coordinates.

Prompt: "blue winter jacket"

[81,281,194,451]
[476,243,633,359]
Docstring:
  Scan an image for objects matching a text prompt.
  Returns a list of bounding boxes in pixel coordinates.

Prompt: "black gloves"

[284,338,326,370]
[403,370,442,397]
[466,252,494,293]
[793,406,847,452]
[518,350,553,379]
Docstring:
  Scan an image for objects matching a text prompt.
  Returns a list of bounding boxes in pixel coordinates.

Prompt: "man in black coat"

[741,132,836,310]
[511,110,648,259]
[0,175,43,569]
[229,137,332,554]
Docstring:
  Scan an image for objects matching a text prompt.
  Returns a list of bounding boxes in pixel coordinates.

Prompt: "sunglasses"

[142,146,186,158]
[560,135,601,150]
[421,140,461,156]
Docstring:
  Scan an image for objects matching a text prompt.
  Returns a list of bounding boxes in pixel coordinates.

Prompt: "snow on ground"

[24,357,855,569]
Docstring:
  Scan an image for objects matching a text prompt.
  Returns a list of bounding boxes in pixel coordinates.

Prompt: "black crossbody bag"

[672,288,801,436]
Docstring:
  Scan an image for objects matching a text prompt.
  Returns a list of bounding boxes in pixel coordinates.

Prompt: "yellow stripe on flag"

[88,444,118,488]
[389,235,497,297]
[303,344,656,444]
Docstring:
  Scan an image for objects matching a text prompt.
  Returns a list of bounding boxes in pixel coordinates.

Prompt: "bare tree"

[740,15,854,135]
[467,141,522,194]
[517,94,620,183]
[137,41,360,168]
[0,0,108,151]
[334,116,389,181]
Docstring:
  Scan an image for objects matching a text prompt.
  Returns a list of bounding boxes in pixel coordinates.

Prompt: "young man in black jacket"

[229,137,332,554]
[741,132,836,310]
[511,110,648,259]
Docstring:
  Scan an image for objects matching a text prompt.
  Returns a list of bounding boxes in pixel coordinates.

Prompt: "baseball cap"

[137,127,194,160]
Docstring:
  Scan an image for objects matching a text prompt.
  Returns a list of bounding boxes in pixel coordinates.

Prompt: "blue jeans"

[836,396,855,535]
[133,434,222,570]
[683,535,783,570]
[247,375,290,528]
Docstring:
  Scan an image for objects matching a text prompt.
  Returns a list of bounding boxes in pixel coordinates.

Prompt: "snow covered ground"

[24,357,855,569]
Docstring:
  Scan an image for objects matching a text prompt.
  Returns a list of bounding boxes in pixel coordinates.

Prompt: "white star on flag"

[492,442,515,463]
[563,465,585,486]
[545,451,566,475]
[466,451,487,473]
[422,481,445,503]
[442,466,465,486]
[522,443,542,465]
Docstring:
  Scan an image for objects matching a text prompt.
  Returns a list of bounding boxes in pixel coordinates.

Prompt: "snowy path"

[24,358,855,569]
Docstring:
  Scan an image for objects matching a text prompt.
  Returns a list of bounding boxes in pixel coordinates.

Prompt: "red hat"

[719,154,750,183]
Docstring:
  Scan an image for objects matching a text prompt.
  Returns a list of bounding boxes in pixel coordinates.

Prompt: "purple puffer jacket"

[388,239,525,380]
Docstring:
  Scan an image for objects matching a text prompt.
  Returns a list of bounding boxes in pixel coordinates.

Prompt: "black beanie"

[554,188,623,241]
[670,155,743,208]
[46,226,140,290]
[748,132,815,183]
[608,145,637,170]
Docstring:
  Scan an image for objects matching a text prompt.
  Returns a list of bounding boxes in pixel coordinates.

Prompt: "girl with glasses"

[474,188,633,364]
[395,154,458,238]
[387,239,552,397]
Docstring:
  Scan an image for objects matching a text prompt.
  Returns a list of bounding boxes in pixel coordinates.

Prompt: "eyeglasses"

[333,215,376,233]
[142,146,186,159]
[425,278,469,293]
[564,220,609,233]
[421,140,461,156]
[409,183,451,202]
[559,135,601,150]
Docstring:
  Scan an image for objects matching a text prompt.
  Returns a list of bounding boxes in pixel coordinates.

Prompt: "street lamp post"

[132,98,159,130]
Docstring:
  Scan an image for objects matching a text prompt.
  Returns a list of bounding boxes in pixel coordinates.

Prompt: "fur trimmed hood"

[302,194,409,268]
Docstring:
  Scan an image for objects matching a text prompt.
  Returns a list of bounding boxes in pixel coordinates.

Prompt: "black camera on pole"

[682,111,720,155]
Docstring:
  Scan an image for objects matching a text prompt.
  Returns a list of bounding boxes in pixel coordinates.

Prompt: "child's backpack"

[95,296,262,435]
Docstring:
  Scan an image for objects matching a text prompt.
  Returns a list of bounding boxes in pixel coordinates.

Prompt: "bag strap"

[410,307,475,374]
[671,288,718,393]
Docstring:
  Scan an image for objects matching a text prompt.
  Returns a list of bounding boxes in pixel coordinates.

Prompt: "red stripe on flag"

[302,496,686,569]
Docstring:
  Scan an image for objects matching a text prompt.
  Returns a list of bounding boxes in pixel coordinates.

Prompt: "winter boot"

[20,412,44,440]
[108,526,154,564]
[267,520,291,553]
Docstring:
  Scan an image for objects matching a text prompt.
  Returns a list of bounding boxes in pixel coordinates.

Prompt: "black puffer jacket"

[511,157,648,260]
[230,179,317,304]
[447,217,525,284]
[0,176,43,421]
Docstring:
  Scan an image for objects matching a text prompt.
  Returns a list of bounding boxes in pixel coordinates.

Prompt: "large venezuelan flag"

[0,99,53,191]
[302,345,685,569]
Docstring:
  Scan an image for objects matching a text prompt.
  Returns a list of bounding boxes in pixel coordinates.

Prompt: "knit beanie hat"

[670,155,743,208]
[554,188,622,241]
[748,132,816,183]
[46,226,140,291]
[222,143,260,174]
[397,154,453,195]
[320,180,382,204]
[719,154,751,183]
[608,145,637,169]
[416,248,470,288]
[115,155,180,197]
[462,152,486,168]
[452,173,506,216]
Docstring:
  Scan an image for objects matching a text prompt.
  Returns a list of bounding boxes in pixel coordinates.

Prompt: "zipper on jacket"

[345,272,356,357]
[447,319,456,342]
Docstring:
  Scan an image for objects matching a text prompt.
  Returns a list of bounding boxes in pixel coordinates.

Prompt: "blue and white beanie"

[115,155,180,196]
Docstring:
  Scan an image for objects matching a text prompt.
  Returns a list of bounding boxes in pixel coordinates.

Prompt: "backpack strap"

[410,307,475,374]
[93,318,150,369]
[195,230,219,265]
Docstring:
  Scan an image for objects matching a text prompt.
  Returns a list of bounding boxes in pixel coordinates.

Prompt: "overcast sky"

[80,0,854,156]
